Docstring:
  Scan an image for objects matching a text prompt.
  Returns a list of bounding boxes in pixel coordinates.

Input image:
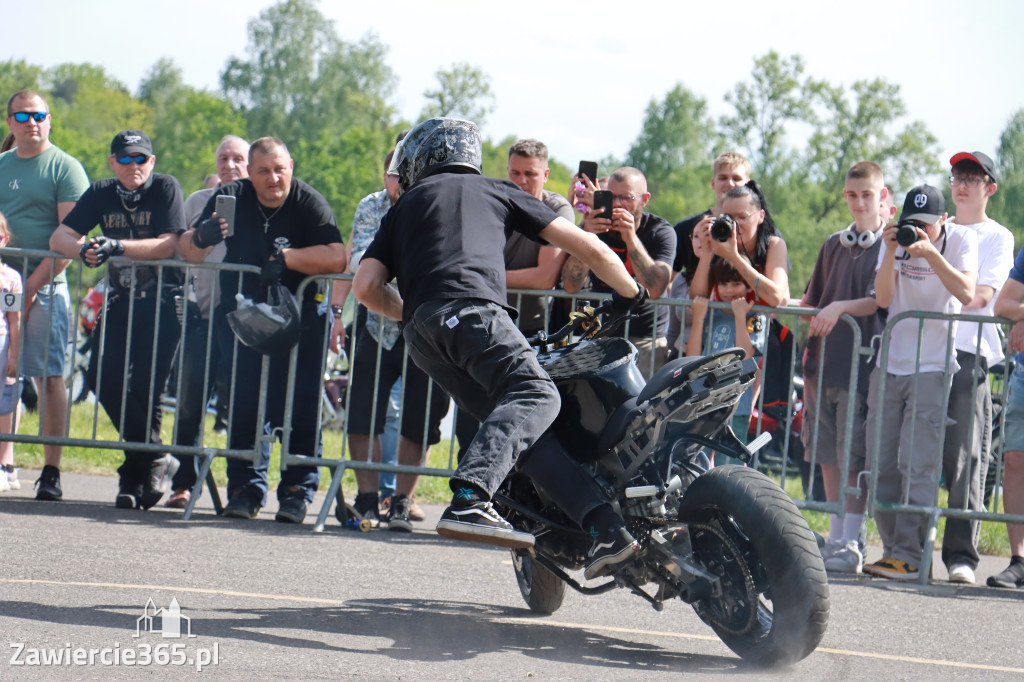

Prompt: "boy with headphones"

[800,161,889,574]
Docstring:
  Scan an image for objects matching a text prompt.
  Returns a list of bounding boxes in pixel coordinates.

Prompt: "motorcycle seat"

[636,356,710,404]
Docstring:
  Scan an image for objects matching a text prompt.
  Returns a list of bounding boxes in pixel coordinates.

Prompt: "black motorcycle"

[495,301,829,666]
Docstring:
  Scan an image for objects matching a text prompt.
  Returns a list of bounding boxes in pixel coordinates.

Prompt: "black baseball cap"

[950,151,997,182]
[901,184,945,224]
[111,130,153,157]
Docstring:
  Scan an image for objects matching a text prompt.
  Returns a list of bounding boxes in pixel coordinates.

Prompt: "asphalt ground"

[2,470,1024,680]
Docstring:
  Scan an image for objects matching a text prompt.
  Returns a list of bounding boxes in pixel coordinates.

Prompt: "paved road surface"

[2,470,1023,680]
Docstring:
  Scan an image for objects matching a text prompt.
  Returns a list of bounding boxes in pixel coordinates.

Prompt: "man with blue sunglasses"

[0,89,90,502]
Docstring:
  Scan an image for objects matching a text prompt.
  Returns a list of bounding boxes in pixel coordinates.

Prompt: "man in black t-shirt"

[355,117,649,580]
[561,167,675,378]
[180,137,346,524]
[50,130,184,510]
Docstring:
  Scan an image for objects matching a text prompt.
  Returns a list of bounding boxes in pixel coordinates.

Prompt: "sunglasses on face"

[116,155,149,165]
[11,111,48,123]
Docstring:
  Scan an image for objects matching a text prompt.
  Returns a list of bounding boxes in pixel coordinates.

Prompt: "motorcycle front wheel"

[511,550,566,615]
[678,465,829,666]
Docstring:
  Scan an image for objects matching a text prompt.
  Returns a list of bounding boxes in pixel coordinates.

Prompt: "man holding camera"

[49,130,184,510]
[862,185,978,581]
[561,166,675,378]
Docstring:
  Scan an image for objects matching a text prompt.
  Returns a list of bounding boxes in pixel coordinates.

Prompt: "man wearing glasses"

[0,89,90,501]
[561,166,675,377]
[50,130,184,510]
[939,151,1013,585]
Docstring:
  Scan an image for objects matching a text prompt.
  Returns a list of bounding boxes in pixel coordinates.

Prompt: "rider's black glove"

[260,249,286,286]
[192,217,224,249]
[611,280,649,317]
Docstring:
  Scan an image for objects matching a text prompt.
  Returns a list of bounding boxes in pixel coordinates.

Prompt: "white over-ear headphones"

[839,222,879,249]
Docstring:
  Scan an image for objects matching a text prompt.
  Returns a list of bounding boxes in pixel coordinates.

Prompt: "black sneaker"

[223,489,261,519]
[987,563,1024,589]
[139,455,180,510]
[435,501,534,549]
[34,465,62,501]
[115,479,143,510]
[584,526,640,580]
[388,494,413,532]
[350,492,381,530]
[275,488,308,524]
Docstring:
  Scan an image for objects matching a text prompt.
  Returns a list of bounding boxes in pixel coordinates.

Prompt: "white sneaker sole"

[435,520,535,550]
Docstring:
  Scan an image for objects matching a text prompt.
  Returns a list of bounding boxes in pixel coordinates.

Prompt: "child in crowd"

[0,211,23,493]
[863,185,977,581]
[687,257,767,463]
[800,161,888,574]
[665,223,706,359]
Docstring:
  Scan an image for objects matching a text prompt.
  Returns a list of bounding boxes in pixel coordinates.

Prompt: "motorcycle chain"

[687,519,759,636]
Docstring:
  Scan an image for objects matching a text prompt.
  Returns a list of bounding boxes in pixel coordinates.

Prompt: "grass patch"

[9,404,1014,556]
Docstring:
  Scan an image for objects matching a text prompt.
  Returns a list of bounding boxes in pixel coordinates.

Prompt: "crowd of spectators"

[0,87,1021,589]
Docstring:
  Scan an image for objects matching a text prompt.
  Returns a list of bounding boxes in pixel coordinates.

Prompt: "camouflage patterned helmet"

[388,117,482,192]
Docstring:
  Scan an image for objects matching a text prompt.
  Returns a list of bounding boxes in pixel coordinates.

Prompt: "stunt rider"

[354,117,649,579]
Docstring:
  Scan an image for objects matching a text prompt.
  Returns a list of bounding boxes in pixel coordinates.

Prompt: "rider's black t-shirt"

[363,172,557,325]
[198,178,342,306]
[63,173,185,291]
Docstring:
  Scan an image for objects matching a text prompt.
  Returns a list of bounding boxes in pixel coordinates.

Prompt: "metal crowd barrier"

[2,248,1022,567]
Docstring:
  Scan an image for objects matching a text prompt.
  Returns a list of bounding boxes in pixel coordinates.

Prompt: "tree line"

[2,0,1022,294]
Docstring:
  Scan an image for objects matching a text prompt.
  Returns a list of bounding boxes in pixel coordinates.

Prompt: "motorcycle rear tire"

[678,465,829,666]
[511,550,566,615]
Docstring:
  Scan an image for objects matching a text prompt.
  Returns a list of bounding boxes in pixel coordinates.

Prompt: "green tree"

[720,51,811,186]
[420,62,495,126]
[138,59,247,194]
[802,78,941,223]
[626,83,717,222]
[220,0,395,146]
[990,109,1024,241]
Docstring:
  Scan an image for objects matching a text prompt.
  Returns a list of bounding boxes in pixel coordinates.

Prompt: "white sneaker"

[0,468,9,492]
[824,541,863,574]
[5,466,20,490]
[948,563,976,584]
[820,541,843,562]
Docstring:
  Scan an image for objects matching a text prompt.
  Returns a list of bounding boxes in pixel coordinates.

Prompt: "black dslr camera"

[710,214,736,242]
[895,220,922,248]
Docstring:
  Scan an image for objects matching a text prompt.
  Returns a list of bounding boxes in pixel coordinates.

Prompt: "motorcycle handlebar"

[526,299,621,348]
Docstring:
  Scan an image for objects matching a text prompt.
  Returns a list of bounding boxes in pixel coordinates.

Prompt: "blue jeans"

[378,379,400,498]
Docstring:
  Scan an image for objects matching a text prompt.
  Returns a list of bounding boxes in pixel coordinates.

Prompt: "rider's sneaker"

[863,557,919,581]
[388,494,414,532]
[823,541,863,574]
[436,501,534,549]
[584,526,641,580]
[34,465,62,501]
[139,455,180,510]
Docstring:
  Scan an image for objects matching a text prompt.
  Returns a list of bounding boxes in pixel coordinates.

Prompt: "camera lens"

[710,215,735,243]
[895,221,921,248]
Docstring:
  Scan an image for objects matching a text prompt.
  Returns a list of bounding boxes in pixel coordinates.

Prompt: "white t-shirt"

[876,222,978,375]
[949,217,1013,363]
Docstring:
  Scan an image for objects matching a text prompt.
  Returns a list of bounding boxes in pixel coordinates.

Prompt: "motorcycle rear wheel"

[678,465,829,666]
[511,550,566,615]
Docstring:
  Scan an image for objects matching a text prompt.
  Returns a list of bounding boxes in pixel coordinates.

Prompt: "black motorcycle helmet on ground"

[388,117,483,193]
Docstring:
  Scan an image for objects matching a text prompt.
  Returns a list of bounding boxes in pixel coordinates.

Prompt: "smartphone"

[593,190,613,220]
[215,194,236,237]
[578,160,598,184]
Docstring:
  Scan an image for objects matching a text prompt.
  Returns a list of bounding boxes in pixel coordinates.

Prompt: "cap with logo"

[950,151,997,182]
[111,130,153,157]
[900,184,945,224]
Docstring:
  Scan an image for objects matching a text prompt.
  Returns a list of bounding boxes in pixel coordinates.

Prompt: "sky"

[5,0,1023,180]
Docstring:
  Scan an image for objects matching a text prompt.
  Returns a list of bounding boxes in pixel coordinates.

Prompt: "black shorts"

[347,326,450,444]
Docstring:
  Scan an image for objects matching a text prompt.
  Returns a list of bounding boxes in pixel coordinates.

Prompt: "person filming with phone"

[561,166,675,378]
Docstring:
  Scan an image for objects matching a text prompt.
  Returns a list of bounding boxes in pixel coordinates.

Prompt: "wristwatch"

[331,304,344,318]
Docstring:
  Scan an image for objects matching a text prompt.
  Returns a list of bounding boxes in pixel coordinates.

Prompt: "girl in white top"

[0,211,23,492]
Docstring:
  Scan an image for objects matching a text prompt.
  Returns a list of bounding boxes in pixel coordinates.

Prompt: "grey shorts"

[1004,362,1024,453]
[22,283,70,378]
[801,378,868,471]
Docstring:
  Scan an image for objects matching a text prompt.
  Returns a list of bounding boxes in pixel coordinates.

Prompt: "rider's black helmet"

[388,117,483,192]
[225,285,301,356]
